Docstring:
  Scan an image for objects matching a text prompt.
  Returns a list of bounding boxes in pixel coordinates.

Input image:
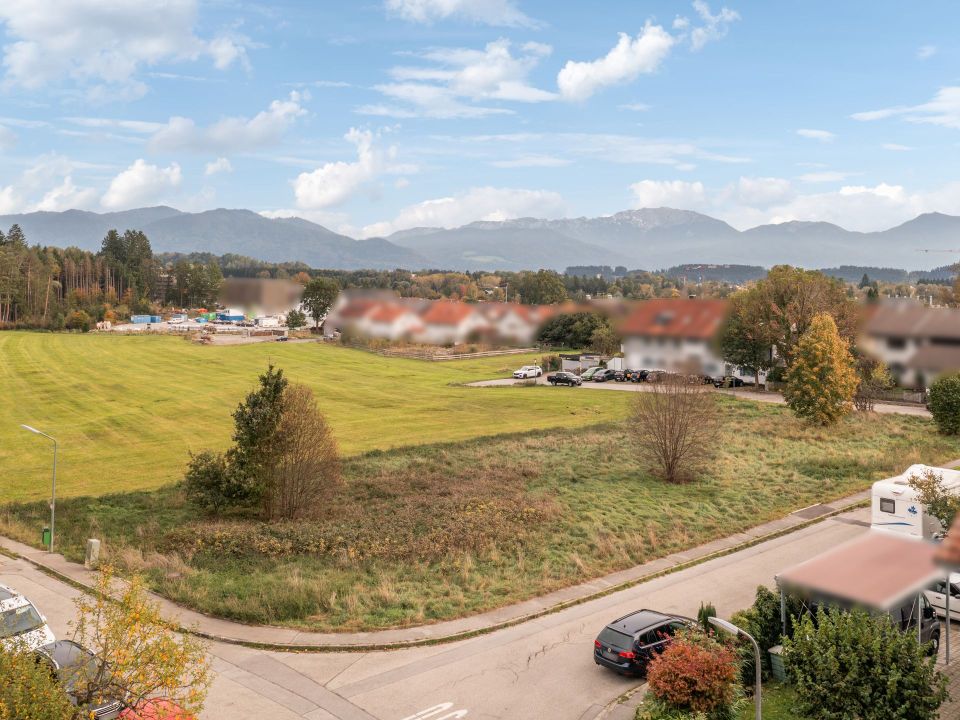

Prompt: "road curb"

[0,494,869,653]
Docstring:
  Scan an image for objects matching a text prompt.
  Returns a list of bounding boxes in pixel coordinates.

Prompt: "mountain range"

[2,206,960,272]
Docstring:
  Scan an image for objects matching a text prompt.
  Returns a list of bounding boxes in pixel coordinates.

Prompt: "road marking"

[401,703,468,719]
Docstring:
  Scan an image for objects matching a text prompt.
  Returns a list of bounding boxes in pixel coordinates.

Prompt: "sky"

[2,0,960,238]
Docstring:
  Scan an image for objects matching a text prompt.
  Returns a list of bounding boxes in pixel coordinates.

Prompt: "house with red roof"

[618,298,734,378]
[415,300,490,345]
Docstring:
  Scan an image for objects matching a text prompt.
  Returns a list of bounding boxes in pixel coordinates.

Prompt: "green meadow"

[1,331,628,502]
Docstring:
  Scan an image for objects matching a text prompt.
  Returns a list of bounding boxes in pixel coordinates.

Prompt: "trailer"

[871,463,960,539]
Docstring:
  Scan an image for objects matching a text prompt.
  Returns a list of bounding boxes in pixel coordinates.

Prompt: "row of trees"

[0,225,181,328]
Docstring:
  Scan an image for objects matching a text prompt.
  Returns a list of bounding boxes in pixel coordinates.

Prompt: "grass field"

[0,331,629,501]
[3,391,959,631]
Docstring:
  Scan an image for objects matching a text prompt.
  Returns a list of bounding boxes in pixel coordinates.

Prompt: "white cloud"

[360,39,555,118]
[797,128,836,142]
[557,23,676,101]
[619,102,651,112]
[292,127,413,210]
[204,157,233,175]
[630,179,706,208]
[32,176,98,211]
[384,0,538,28]
[853,86,960,129]
[882,143,913,151]
[688,1,740,51]
[0,0,253,95]
[361,186,566,237]
[917,45,937,60]
[0,125,16,150]
[634,175,960,232]
[149,91,307,153]
[732,176,793,206]
[101,159,182,210]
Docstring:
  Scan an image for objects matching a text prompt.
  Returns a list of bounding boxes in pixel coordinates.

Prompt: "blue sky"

[1,0,960,237]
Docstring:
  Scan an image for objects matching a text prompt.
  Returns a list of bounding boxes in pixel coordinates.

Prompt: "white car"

[927,573,960,621]
[0,583,55,651]
[513,365,543,379]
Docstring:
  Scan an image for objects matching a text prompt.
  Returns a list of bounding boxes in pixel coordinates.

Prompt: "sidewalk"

[0,488,872,652]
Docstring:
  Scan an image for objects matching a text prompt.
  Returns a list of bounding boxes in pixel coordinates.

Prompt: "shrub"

[64,309,91,332]
[540,354,561,372]
[646,632,740,718]
[183,450,235,514]
[853,355,894,412]
[728,586,803,682]
[0,644,78,719]
[783,608,948,720]
[783,313,858,425]
[928,372,960,435]
[697,601,717,634]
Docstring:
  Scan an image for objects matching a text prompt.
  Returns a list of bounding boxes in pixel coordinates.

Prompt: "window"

[880,498,896,514]
[886,337,907,350]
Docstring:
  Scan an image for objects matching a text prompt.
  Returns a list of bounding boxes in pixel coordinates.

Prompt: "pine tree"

[784,313,858,425]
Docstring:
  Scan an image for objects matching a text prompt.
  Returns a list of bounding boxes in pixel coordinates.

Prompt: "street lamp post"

[709,616,761,720]
[20,425,57,553]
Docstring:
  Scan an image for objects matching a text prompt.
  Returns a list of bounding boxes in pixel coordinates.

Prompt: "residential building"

[618,298,737,378]
[862,300,960,388]
[220,277,303,316]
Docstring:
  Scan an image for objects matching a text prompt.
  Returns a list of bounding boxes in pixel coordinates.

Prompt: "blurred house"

[415,300,489,345]
[619,298,732,377]
[220,278,303,316]
[862,300,960,388]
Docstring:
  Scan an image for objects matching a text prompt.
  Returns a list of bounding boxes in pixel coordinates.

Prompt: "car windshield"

[0,604,44,638]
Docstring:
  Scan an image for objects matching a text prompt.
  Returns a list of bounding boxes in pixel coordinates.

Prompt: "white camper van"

[870,463,960,539]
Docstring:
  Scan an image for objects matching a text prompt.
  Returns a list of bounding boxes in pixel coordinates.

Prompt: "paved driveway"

[2,507,880,720]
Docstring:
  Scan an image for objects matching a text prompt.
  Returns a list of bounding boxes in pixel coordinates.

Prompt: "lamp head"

[20,424,41,434]
[708,616,742,637]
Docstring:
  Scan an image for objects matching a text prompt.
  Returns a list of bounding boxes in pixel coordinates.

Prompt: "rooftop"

[619,298,727,340]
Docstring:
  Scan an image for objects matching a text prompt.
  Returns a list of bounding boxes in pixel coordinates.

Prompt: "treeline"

[157,252,738,303]
[0,226,223,330]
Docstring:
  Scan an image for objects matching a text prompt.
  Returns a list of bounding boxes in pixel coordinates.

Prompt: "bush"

[783,313,858,425]
[183,450,237,514]
[540,354,561,372]
[929,372,960,435]
[646,632,740,718]
[697,601,717,634]
[783,608,948,720]
[0,644,78,719]
[728,586,803,683]
[64,309,91,332]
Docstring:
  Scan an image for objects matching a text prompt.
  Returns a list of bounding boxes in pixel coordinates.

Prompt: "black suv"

[594,609,695,676]
[546,371,582,386]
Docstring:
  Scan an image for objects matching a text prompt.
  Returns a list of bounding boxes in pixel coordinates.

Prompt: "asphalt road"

[0,507,872,720]
[471,377,931,417]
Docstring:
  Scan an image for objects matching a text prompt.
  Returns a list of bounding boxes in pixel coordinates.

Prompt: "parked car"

[926,573,960,622]
[580,366,603,381]
[644,370,669,383]
[0,583,55,651]
[275,336,290,342]
[594,610,697,676]
[612,369,627,382]
[35,640,124,719]
[121,699,194,720]
[625,369,648,383]
[713,375,745,388]
[513,365,543,379]
[546,371,582,386]
[592,368,618,382]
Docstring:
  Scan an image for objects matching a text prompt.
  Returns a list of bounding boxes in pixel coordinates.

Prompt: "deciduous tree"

[285,308,306,331]
[302,277,340,329]
[629,377,719,483]
[0,644,77,720]
[264,384,341,520]
[72,567,211,716]
[783,313,858,425]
